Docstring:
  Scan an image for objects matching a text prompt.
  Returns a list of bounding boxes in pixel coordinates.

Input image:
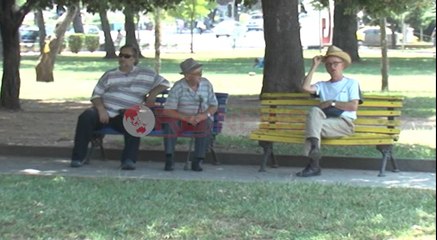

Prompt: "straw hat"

[180,58,203,74]
[324,45,352,67]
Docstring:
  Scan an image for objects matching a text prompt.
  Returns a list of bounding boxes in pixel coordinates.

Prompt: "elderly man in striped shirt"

[162,58,218,171]
[70,44,170,170]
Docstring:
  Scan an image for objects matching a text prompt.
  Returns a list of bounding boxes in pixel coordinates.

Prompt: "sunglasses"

[118,53,133,59]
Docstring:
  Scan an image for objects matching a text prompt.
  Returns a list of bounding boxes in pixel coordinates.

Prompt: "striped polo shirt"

[91,66,170,117]
[164,78,218,118]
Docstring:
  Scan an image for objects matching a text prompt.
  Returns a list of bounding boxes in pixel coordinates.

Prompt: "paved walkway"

[1,155,435,190]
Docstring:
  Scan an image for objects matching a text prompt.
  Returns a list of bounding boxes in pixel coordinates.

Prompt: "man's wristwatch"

[331,100,336,107]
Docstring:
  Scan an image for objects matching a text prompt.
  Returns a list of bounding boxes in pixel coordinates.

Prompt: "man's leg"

[71,108,101,167]
[110,114,140,170]
[297,107,325,177]
[192,120,212,171]
[298,107,354,177]
[163,121,178,171]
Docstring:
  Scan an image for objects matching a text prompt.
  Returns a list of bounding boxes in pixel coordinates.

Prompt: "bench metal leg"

[259,141,274,172]
[209,134,220,165]
[85,134,105,164]
[376,145,399,177]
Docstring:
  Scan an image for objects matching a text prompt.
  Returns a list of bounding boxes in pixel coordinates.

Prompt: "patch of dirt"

[0,96,435,149]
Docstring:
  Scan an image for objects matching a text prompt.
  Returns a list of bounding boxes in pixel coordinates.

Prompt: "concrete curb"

[0,145,435,173]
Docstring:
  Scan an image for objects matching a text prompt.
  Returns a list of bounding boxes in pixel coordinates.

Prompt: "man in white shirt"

[298,46,362,177]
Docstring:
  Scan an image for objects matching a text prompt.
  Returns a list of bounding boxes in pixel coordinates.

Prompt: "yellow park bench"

[249,92,404,177]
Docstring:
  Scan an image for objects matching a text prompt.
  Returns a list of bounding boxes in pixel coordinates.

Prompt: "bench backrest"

[258,92,404,140]
[97,90,229,137]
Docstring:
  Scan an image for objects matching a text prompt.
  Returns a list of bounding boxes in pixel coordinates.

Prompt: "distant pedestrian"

[115,29,123,49]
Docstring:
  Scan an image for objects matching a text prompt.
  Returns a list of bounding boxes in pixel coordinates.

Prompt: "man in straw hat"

[297,45,362,177]
[162,58,218,171]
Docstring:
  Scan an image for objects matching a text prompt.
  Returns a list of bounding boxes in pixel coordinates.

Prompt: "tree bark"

[0,0,34,110]
[0,21,22,109]
[380,18,389,91]
[35,10,47,55]
[154,8,162,73]
[124,6,142,57]
[35,5,78,82]
[261,0,304,93]
[99,4,117,58]
[72,8,84,33]
[332,0,360,62]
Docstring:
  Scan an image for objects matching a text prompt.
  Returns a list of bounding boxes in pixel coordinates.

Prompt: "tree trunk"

[99,5,117,58]
[124,6,142,57]
[380,18,389,91]
[35,5,78,82]
[154,8,162,73]
[0,0,33,110]
[0,21,22,109]
[332,0,360,62]
[35,10,46,55]
[261,0,304,93]
[189,1,195,53]
[72,9,84,33]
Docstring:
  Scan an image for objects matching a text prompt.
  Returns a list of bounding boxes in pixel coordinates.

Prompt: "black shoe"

[296,164,321,177]
[164,162,174,171]
[121,160,136,170]
[70,160,83,168]
[191,159,203,172]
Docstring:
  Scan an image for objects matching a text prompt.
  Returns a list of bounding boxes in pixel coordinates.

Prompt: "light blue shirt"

[315,77,361,120]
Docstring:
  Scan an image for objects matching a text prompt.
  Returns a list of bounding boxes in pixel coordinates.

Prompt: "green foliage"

[84,34,100,52]
[167,0,216,29]
[67,33,85,53]
[0,175,435,239]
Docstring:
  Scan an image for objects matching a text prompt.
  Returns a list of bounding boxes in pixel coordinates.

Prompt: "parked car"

[20,26,39,43]
[246,13,263,31]
[357,26,418,46]
[212,20,247,38]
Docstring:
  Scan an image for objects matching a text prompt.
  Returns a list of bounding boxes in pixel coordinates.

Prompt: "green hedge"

[67,34,85,53]
[84,35,100,52]
[68,34,100,53]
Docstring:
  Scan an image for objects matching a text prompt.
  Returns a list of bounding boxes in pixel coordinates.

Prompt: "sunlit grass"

[0,174,435,239]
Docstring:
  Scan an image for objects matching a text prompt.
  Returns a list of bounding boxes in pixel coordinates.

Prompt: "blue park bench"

[84,90,229,165]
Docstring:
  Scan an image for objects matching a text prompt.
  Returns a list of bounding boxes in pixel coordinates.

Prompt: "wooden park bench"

[85,90,229,165]
[249,92,404,177]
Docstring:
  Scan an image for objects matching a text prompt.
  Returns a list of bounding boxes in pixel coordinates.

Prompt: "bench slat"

[260,93,404,101]
[251,129,396,139]
[261,116,401,127]
[261,99,403,108]
[250,133,395,145]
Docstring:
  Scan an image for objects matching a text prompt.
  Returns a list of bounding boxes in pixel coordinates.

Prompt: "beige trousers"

[303,107,355,156]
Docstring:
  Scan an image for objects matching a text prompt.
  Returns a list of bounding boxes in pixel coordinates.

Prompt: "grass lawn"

[0,174,435,239]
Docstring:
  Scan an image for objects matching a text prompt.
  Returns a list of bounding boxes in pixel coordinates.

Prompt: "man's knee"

[78,108,98,123]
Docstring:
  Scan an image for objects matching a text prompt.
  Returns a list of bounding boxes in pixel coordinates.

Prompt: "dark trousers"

[163,119,212,159]
[71,108,140,163]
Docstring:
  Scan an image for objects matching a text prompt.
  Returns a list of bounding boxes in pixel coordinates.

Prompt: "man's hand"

[144,98,156,108]
[97,109,110,124]
[312,55,323,66]
[320,100,334,109]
